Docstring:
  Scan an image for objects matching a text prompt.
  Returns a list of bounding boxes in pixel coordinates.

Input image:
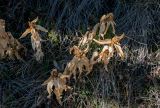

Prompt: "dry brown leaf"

[114,44,124,60]
[0,48,5,58]
[20,17,48,61]
[92,23,100,36]
[99,22,106,39]
[0,19,6,36]
[20,28,31,39]
[42,69,71,105]
[99,13,116,39]
[78,31,90,47]
[31,17,39,23]
[6,32,26,60]
[93,34,125,71]
[0,19,26,60]
[78,23,99,49]
[0,19,10,52]
[93,33,124,45]
[64,46,92,79]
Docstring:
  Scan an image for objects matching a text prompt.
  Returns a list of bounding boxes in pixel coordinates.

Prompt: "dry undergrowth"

[42,13,125,105]
[0,13,125,107]
[20,17,48,61]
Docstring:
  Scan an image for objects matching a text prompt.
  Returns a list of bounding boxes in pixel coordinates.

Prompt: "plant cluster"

[41,13,126,105]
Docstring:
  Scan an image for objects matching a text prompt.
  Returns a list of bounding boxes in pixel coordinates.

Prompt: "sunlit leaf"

[64,46,92,79]
[42,69,72,105]
[93,33,125,71]
[114,44,124,60]
[0,20,26,60]
[99,22,106,39]
[93,39,112,45]
[20,28,31,39]
[36,25,48,32]
[31,17,39,23]
[20,17,48,61]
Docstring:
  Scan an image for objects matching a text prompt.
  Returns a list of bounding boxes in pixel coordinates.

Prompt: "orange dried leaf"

[31,17,38,23]
[114,44,124,60]
[0,20,26,60]
[93,39,112,45]
[64,46,92,79]
[20,17,48,61]
[42,69,71,105]
[99,13,116,38]
[20,28,31,39]
[93,34,125,70]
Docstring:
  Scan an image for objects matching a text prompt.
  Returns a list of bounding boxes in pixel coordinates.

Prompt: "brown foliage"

[0,19,26,60]
[93,33,125,71]
[64,45,92,79]
[99,13,116,39]
[78,23,99,49]
[42,69,72,105]
[20,17,48,61]
[41,13,127,107]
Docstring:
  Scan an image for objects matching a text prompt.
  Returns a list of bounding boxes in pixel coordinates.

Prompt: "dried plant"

[93,33,125,71]
[89,51,99,70]
[64,45,92,79]
[150,66,160,78]
[78,23,99,48]
[6,32,27,60]
[20,17,48,61]
[78,31,90,48]
[99,13,116,39]
[0,19,10,58]
[42,69,72,105]
[0,19,26,60]
[0,19,6,35]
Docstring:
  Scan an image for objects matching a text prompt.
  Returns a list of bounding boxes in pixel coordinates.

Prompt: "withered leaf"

[0,19,5,33]
[42,69,71,105]
[20,28,31,39]
[0,19,26,60]
[36,25,48,32]
[93,34,125,71]
[99,13,116,39]
[64,46,92,79]
[20,17,48,61]
[114,44,124,60]
[31,17,38,23]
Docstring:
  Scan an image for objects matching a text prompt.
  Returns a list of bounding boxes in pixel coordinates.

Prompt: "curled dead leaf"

[64,46,92,79]
[42,69,72,105]
[0,19,26,60]
[99,13,116,39]
[93,34,125,71]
